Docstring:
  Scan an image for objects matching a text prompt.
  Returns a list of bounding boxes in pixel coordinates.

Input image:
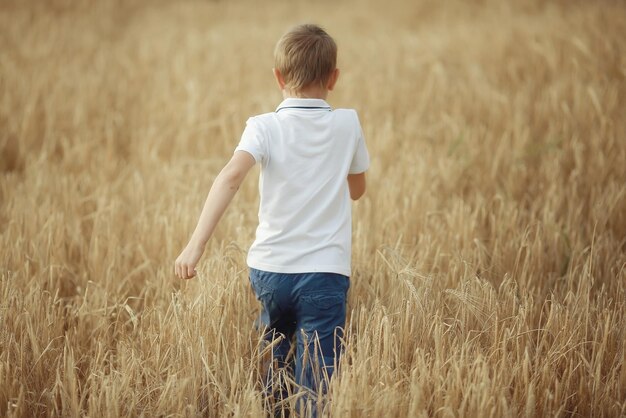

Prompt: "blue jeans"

[249,268,350,416]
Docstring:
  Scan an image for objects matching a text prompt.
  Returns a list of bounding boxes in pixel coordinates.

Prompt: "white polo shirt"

[235,98,369,277]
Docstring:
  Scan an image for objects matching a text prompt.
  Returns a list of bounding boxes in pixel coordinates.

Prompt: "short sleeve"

[235,117,266,164]
[349,112,370,174]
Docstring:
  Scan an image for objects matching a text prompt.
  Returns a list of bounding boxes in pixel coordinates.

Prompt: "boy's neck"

[282,85,329,100]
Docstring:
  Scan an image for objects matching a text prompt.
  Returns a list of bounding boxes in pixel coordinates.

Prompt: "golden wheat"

[1,0,625,416]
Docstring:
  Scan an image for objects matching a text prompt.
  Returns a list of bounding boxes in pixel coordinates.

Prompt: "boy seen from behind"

[175,23,370,415]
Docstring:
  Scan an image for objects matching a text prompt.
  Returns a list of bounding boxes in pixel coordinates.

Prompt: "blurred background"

[1,0,625,416]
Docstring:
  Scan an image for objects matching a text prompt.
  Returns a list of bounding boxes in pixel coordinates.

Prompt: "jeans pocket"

[300,293,345,310]
[250,270,273,298]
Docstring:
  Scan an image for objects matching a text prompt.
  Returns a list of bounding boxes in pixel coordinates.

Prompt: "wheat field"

[1,0,625,416]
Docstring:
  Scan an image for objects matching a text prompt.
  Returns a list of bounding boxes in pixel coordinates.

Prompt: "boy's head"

[274,24,338,93]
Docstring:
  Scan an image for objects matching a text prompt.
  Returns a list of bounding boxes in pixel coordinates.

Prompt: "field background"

[1,0,625,416]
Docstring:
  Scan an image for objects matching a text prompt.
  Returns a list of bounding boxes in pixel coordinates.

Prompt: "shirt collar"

[275,98,332,112]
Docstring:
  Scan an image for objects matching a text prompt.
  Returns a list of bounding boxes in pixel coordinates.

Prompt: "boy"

[174,24,369,415]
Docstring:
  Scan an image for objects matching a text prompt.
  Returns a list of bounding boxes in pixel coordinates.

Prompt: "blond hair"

[274,24,337,91]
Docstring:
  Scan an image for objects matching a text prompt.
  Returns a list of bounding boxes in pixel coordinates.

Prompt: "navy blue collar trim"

[276,106,332,113]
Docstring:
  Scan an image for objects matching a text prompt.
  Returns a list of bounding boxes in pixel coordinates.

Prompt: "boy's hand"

[175,243,205,279]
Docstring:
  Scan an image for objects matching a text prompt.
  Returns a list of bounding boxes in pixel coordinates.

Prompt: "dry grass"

[1,0,625,416]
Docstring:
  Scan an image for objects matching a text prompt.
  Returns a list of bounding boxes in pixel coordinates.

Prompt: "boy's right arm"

[348,173,366,200]
[174,151,256,280]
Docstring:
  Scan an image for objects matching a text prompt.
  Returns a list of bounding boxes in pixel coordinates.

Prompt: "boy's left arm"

[175,151,256,280]
[347,173,366,200]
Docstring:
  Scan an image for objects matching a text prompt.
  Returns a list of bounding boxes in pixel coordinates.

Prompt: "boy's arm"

[175,151,256,280]
[347,173,366,200]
